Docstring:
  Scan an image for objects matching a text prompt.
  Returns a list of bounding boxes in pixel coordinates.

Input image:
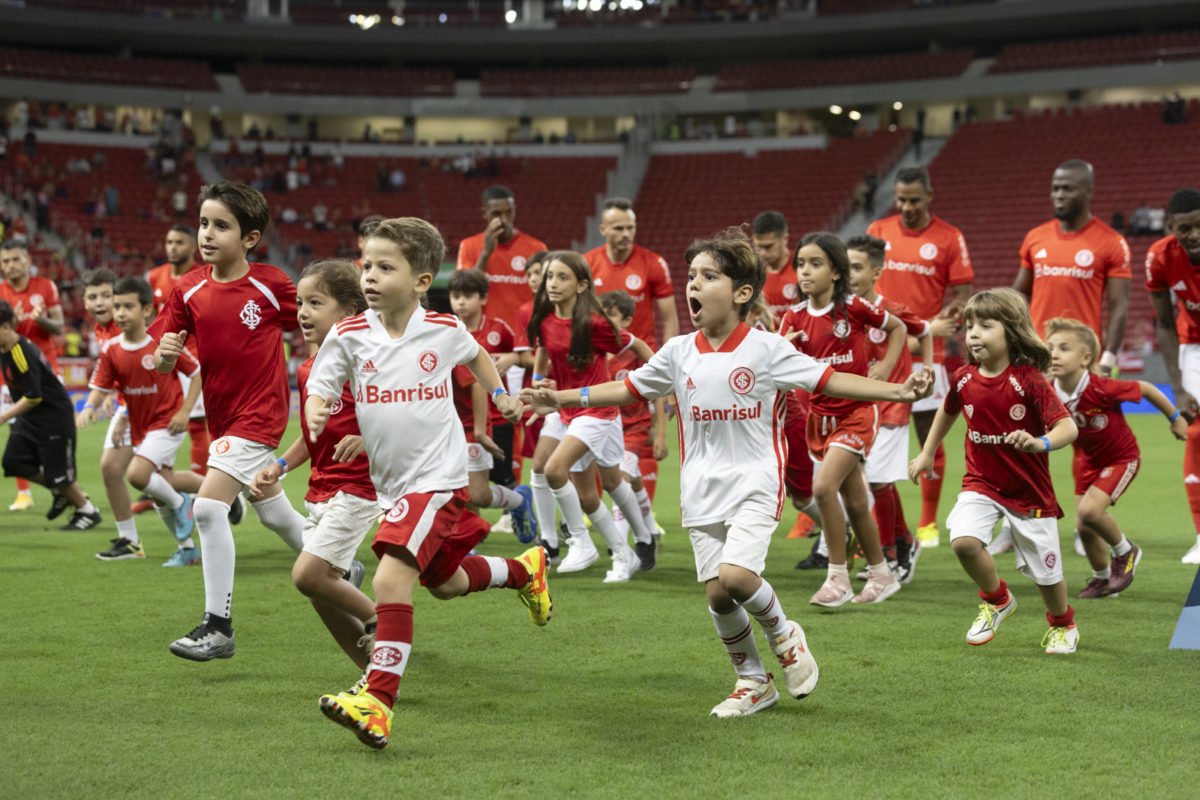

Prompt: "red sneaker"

[1107,543,1142,595]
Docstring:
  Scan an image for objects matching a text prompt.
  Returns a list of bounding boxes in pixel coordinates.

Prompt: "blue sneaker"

[511,485,538,544]
[163,546,200,567]
[174,493,195,542]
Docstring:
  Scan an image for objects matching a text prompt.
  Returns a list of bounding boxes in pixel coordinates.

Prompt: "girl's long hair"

[300,258,368,316]
[963,288,1050,371]
[795,231,852,322]
[527,250,618,370]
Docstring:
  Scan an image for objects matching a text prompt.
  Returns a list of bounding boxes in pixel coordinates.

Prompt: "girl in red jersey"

[528,251,656,582]
[1045,317,1187,599]
[251,260,378,668]
[910,289,1081,654]
[779,232,908,608]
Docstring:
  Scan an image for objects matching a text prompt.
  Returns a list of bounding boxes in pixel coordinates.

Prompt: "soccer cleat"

[710,675,779,718]
[173,493,195,542]
[916,523,940,548]
[1181,540,1200,565]
[228,493,245,526]
[131,495,156,515]
[346,559,366,588]
[162,546,200,568]
[794,536,828,570]
[1042,623,1079,655]
[1107,543,1142,595]
[897,539,921,585]
[1073,529,1086,557]
[988,519,1014,555]
[491,512,515,535]
[357,618,377,656]
[8,491,33,512]
[516,545,553,626]
[46,491,72,520]
[634,540,657,572]
[319,687,393,749]
[169,619,235,661]
[809,574,854,608]
[852,572,901,605]
[510,485,538,544]
[1076,577,1111,599]
[61,509,102,531]
[602,549,640,584]
[966,594,1017,645]
[537,539,561,567]
[557,535,599,573]
[786,513,818,540]
[770,622,819,699]
[96,537,145,561]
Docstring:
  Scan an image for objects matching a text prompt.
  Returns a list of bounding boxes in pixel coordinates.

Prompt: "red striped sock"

[365,602,413,708]
[460,555,530,594]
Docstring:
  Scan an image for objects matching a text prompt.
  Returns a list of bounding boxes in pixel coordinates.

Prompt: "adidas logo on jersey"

[1173,280,1189,292]
[1035,248,1048,259]
[685,376,696,391]
[360,359,379,375]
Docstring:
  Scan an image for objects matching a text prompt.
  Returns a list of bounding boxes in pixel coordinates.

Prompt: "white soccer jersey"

[307,307,481,507]
[625,322,833,527]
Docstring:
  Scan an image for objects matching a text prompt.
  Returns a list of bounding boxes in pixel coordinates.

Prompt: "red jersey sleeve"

[891,303,930,337]
[1145,240,1169,292]
[943,366,966,415]
[456,237,480,271]
[273,272,300,331]
[147,278,194,340]
[1030,371,1070,430]
[42,278,61,309]
[865,220,883,239]
[89,346,117,391]
[591,315,633,356]
[649,253,673,299]
[848,295,889,329]
[947,230,974,286]
[1104,234,1133,281]
[174,346,200,378]
[1098,375,1142,406]
[1018,228,1035,273]
[496,319,515,352]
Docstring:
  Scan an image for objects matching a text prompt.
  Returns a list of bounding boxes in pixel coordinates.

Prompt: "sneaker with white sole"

[710,675,779,718]
[96,537,145,561]
[1107,543,1141,595]
[916,522,940,548]
[809,574,854,608]
[897,539,921,585]
[61,509,102,531]
[769,622,819,699]
[988,519,1014,555]
[491,512,515,535]
[966,594,1017,645]
[162,546,200,568]
[1042,623,1079,654]
[602,549,640,584]
[169,617,235,661]
[852,571,901,604]
[557,535,599,573]
[173,493,195,542]
[1182,540,1200,565]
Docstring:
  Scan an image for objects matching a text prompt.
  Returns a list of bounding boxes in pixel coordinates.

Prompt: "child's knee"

[951,535,981,558]
[193,497,229,530]
[1076,501,1107,528]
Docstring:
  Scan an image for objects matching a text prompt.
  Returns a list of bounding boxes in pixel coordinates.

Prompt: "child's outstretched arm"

[520,380,636,420]
[822,369,933,404]
[1006,415,1078,453]
[868,314,907,381]
[250,434,311,499]
[465,345,523,424]
[1139,380,1189,441]
[909,405,957,482]
[75,387,109,428]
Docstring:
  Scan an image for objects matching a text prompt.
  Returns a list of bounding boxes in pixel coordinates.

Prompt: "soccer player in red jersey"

[752,211,799,320]
[911,289,1081,654]
[1046,317,1186,598]
[867,167,974,548]
[1146,188,1200,564]
[780,232,908,608]
[1014,160,1131,354]
[151,181,307,662]
[79,276,205,565]
[585,197,679,350]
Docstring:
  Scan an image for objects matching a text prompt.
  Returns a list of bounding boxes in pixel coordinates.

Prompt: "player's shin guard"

[365,602,412,708]
[919,444,945,527]
[252,492,305,552]
[193,497,235,619]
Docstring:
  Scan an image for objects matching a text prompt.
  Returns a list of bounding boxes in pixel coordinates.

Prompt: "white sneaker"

[851,571,901,604]
[491,513,514,535]
[810,574,854,608]
[1042,623,1079,655]
[557,536,599,573]
[602,548,639,583]
[769,622,819,699]
[988,519,1013,555]
[1073,529,1086,557]
[1182,540,1200,565]
[710,675,779,718]
[966,594,1017,645]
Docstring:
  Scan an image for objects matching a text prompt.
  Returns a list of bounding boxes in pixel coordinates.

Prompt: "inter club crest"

[240,299,263,330]
[728,367,755,395]
[417,351,438,374]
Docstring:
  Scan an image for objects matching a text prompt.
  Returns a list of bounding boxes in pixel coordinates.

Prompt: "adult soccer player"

[752,211,798,321]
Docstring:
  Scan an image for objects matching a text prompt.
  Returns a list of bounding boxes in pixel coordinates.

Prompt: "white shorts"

[564,415,624,473]
[911,362,950,414]
[948,491,1064,586]
[540,411,566,441]
[104,413,132,450]
[689,504,779,582]
[303,491,380,572]
[620,449,641,479]
[865,424,910,484]
[133,428,185,470]
[179,371,206,420]
[1180,344,1200,399]
[466,439,494,473]
[505,365,527,399]
[206,435,277,487]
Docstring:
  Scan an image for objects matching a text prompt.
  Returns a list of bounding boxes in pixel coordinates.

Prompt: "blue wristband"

[276,457,288,475]
[1039,436,1051,452]
[83,402,95,411]
[532,373,545,382]
[580,386,591,408]
[491,387,507,401]
[1170,409,1181,423]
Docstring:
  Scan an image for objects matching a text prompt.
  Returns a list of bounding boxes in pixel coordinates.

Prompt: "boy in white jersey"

[524,229,931,717]
[305,217,550,750]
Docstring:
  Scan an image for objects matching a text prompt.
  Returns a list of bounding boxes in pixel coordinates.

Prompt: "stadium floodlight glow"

[576,0,587,9]
[589,0,603,10]
[829,104,843,115]
[392,15,404,25]
[848,110,862,121]
[348,13,356,23]
[354,13,380,29]
[893,100,903,111]
[505,9,518,22]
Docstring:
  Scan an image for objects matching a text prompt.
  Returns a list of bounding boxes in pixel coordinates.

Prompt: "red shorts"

[784,412,813,498]
[806,404,878,462]
[521,416,543,458]
[1074,457,1140,504]
[372,488,491,587]
[622,418,654,460]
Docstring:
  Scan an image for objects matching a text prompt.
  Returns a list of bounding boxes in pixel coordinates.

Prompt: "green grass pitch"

[2,416,1198,799]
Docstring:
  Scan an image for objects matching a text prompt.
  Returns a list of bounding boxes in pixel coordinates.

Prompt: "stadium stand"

[989,30,1200,74]
[0,46,218,91]
[714,50,974,92]
[237,64,455,98]
[24,0,240,16]
[481,68,696,97]
[817,0,995,14]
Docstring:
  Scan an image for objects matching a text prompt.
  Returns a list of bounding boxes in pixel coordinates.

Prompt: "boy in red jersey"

[151,181,307,661]
[79,276,205,564]
[1046,317,1186,598]
[1146,188,1200,564]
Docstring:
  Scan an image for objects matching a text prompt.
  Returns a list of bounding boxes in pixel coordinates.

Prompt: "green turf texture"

[2,416,1198,799]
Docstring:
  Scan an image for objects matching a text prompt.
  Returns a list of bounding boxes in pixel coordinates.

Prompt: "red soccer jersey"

[513,301,534,352]
[762,263,800,320]
[456,230,547,331]
[1145,235,1200,344]
[536,312,633,422]
[586,244,674,349]
[468,314,515,427]
[867,214,973,361]
[608,345,652,432]
[147,262,200,315]
[147,263,298,447]
[93,320,120,347]
[297,356,375,504]
[1055,372,1141,471]
[778,294,890,417]
[1020,217,1131,340]
[865,295,929,427]
[89,336,198,445]
[0,276,61,371]
[944,364,1069,517]
[450,364,486,441]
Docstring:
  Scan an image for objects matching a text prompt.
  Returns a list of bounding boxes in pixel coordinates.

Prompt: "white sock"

[635,487,659,535]
[867,561,894,582]
[815,532,829,557]
[608,481,650,545]
[79,499,98,515]
[587,502,633,559]
[482,556,512,588]
[801,498,823,527]
[710,607,767,682]
[489,485,523,510]
[551,481,589,540]
[612,504,630,537]
[116,517,139,545]
[1093,567,1112,580]
[252,492,305,553]
[181,536,195,549]
[827,562,849,582]
[741,579,792,639]
[194,497,234,619]
[145,472,183,509]
[1112,535,1132,557]
[530,472,558,547]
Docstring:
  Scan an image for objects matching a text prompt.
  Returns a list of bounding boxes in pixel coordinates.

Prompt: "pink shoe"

[809,575,854,607]
[852,572,901,604]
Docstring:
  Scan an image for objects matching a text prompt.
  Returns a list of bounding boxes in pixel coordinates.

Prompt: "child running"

[527,251,656,581]
[523,228,931,716]
[780,232,908,607]
[151,180,308,661]
[250,259,377,667]
[910,288,1081,654]
[306,217,550,750]
[1045,317,1187,598]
